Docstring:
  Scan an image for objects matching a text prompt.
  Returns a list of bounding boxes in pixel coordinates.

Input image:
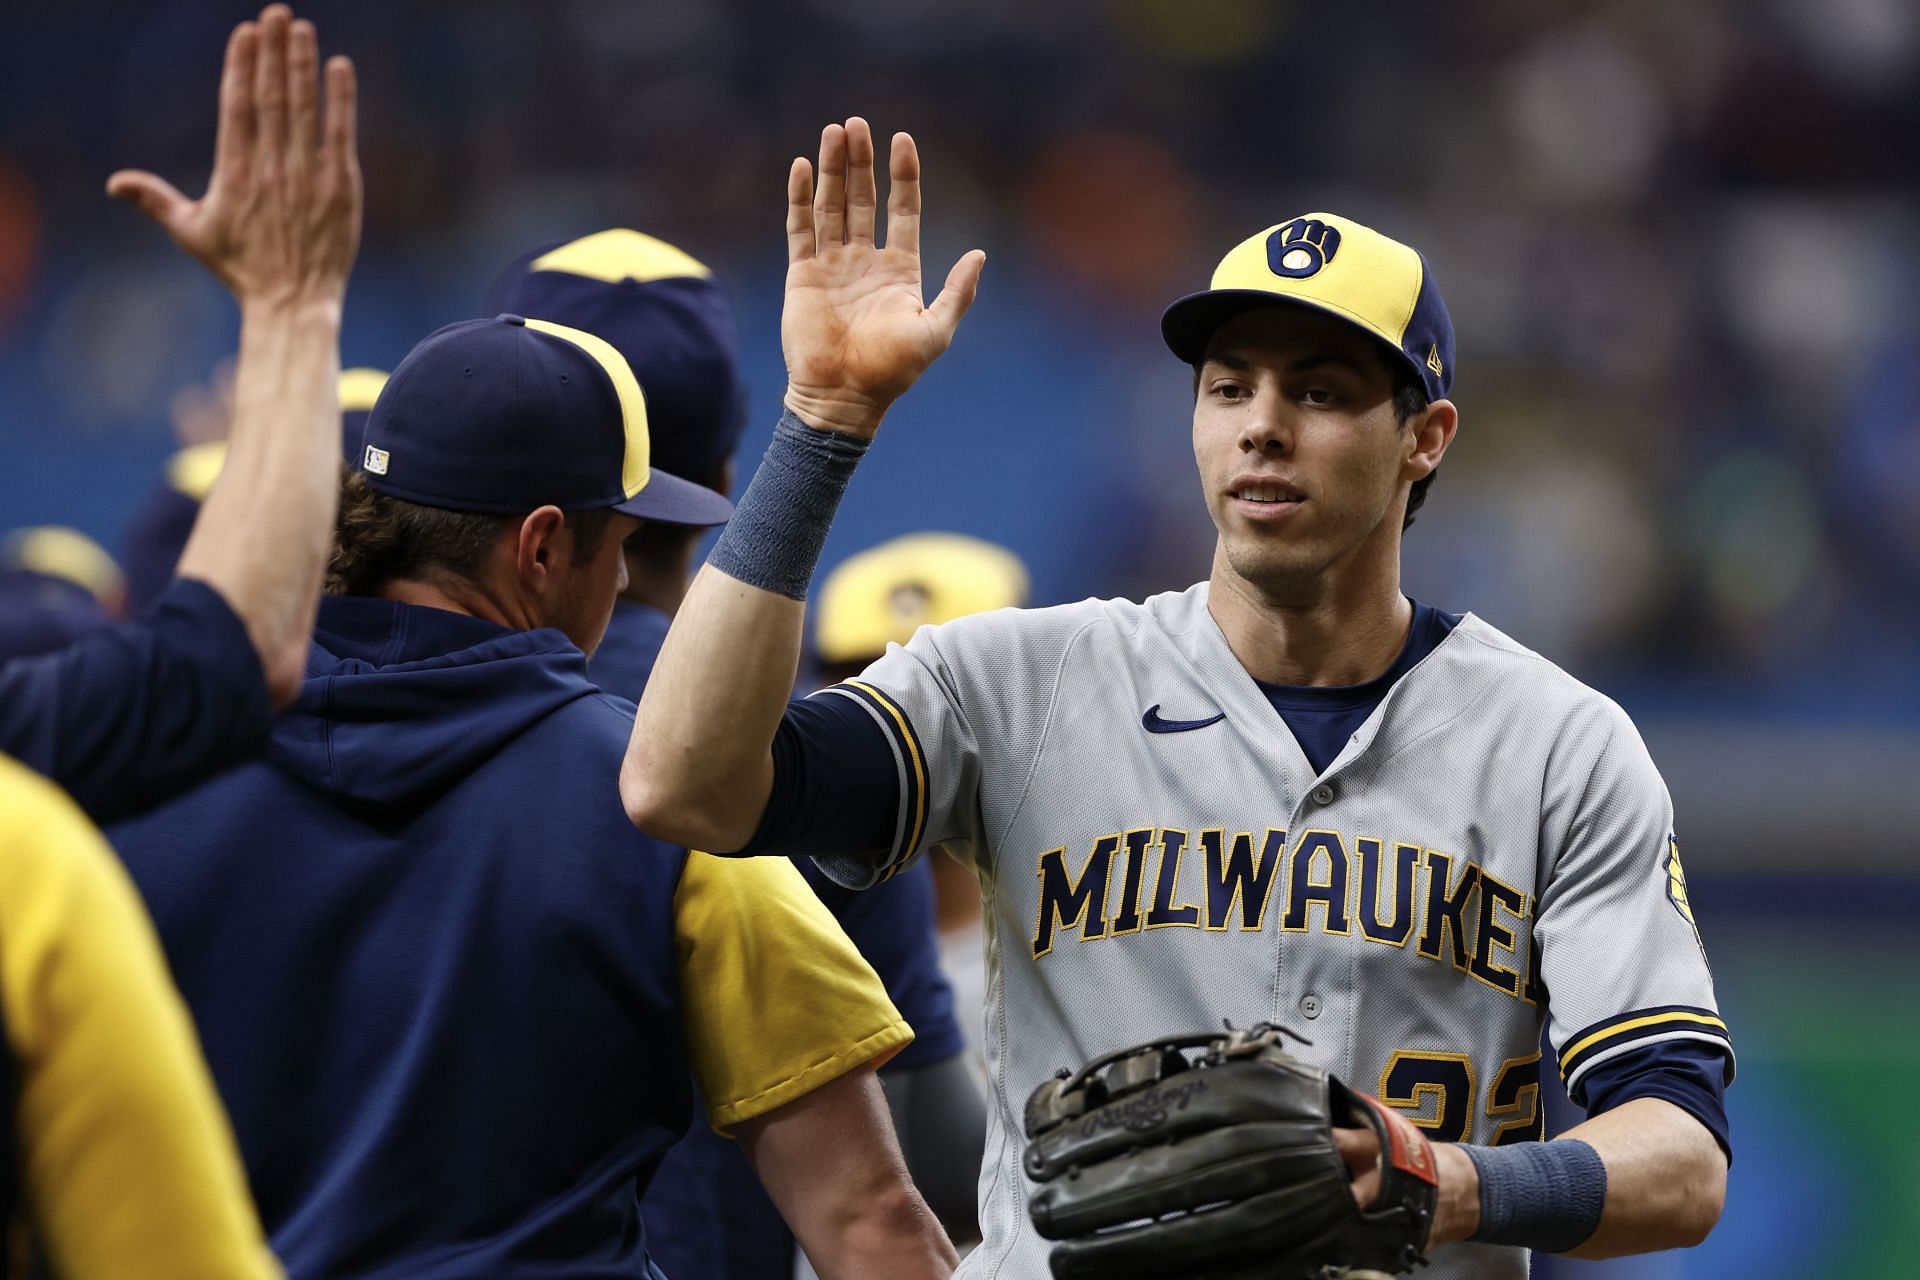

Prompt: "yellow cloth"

[674,853,912,1131]
[0,755,279,1279]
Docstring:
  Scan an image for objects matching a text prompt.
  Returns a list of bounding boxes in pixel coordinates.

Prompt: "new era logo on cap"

[363,445,390,475]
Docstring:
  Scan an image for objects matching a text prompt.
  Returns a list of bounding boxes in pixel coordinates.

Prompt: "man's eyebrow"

[1201,350,1376,378]
[1288,352,1373,377]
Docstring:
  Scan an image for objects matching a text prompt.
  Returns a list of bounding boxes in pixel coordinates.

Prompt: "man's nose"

[1240,400,1295,453]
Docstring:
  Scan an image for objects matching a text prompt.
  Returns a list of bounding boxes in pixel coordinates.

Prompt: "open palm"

[782,119,985,439]
[106,5,360,306]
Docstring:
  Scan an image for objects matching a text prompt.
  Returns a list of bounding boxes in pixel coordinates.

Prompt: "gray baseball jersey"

[815,582,1731,1279]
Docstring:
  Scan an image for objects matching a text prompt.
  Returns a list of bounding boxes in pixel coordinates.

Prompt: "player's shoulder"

[1440,613,1642,740]
[914,582,1205,659]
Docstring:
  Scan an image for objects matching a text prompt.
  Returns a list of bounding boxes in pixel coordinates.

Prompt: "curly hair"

[327,471,615,597]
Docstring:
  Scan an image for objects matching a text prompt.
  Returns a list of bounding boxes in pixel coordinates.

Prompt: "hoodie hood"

[270,596,599,806]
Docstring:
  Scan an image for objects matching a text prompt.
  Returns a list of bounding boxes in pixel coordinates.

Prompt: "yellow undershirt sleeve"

[674,852,912,1132]
[0,755,280,1279]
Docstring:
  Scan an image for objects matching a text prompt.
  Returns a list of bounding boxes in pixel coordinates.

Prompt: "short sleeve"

[673,852,912,1131]
[0,755,279,1279]
[1533,699,1734,1109]
[0,578,273,824]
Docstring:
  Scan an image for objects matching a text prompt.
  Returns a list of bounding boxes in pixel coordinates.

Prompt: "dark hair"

[327,470,615,597]
[1390,363,1435,532]
[1188,351,1437,532]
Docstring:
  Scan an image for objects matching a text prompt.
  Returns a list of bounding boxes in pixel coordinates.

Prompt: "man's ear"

[1403,399,1459,483]
[513,505,570,596]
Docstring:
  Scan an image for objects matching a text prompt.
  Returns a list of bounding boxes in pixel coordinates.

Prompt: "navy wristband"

[1464,1139,1608,1253]
[707,409,871,600]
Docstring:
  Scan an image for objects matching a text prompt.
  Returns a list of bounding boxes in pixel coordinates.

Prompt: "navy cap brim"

[1162,288,1424,392]
[610,467,733,527]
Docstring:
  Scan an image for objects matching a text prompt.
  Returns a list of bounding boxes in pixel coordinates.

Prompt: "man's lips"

[1226,475,1306,520]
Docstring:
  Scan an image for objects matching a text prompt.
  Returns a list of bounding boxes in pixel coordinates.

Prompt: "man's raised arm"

[108,3,361,705]
[621,117,983,852]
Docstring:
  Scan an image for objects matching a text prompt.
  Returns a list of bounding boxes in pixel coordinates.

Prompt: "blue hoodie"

[110,596,692,1279]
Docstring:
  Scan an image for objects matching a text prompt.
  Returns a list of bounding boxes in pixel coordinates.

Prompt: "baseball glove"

[1023,1024,1438,1280]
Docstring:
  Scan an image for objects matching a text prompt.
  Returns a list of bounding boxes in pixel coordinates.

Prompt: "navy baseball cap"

[1162,212,1455,402]
[360,314,734,526]
[483,229,748,490]
[0,527,120,662]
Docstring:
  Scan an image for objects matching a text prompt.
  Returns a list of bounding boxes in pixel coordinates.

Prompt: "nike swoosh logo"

[1142,704,1227,734]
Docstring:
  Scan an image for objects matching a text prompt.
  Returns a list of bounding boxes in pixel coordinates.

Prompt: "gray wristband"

[706,409,871,600]
[1464,1138,1608,1253]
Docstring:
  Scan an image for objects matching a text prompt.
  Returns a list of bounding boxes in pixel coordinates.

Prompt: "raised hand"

[107,4,360,308]
[782,118,985,438]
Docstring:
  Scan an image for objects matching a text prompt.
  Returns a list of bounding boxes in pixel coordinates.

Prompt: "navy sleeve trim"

[736,689,904,878]
[1576,1038,1733,1161]
[1558,1004,1733,1098]
[827,681,927,880]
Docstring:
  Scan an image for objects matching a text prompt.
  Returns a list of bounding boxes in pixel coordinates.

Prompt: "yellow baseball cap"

[815,533,1030,663]
[1161,212,1455,400]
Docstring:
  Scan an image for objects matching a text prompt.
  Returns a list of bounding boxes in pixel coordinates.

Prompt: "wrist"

[239,291,345,328]
[1429,1143,1481,1246]
[1462,1139,1608,1253]
[782,384,892,439]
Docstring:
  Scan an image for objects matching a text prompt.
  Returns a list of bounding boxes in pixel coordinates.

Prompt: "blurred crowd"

[3,0,1916,710]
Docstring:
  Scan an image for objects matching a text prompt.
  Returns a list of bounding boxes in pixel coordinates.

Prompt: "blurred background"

[2,1,1915,1274]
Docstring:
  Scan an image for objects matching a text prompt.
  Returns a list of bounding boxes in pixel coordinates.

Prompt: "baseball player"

[622,118,1732,1277]
[0,527,124,663]
[1,4,360,824]
[109,310,958,1279]
[0,753,279,1279]
[122,367,388,612]
[485,232,983,1272]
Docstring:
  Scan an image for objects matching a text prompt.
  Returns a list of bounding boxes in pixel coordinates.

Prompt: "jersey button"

[1312,784,1335,805]
[1300,994,1321,1019]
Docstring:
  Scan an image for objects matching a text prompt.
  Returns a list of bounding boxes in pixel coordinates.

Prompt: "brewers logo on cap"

[1162,211,1455,403]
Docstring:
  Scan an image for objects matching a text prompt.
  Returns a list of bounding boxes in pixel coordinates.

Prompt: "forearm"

[1557,1097,1726,1257]
[1432,1097,1725,1257]
[740,1065,957,1279]
[176,296,342,704]
[623,411,867,850]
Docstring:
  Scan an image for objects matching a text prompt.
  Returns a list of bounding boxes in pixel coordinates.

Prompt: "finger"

[321,56,360,203]
[884,131,920,257]
[813,123,846,247]
[844,116,877,246]
[211,21,259,181]
[105,171,191,229]
[286,18,319,175]
[254,5,292,172]
[785,157,816,263]
[925,249,986,344]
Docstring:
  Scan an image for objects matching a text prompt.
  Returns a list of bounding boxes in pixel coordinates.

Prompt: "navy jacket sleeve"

[0,578,274,824]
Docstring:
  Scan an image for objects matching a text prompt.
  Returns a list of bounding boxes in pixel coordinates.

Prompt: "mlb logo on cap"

[360,314,733,527]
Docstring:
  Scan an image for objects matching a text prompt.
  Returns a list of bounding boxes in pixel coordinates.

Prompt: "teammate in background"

[0,528,124,663]
[486,232,984,1269]
[0,754,279,1279]
[812,531,1031,1078]
[122,367,389,613]
[109,315,955,1279]
[623,120,1732,1277]
[483,229,747,695]
[0,4,360,824]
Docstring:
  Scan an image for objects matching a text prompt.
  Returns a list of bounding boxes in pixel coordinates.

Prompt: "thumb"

[106,170,191,229]
[926,248,986,343]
